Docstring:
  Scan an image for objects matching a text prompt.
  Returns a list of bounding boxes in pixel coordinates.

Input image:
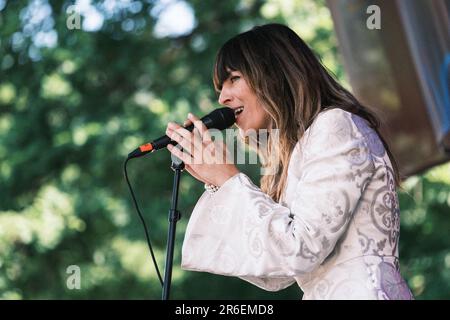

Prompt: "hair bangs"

[213,38,248,93]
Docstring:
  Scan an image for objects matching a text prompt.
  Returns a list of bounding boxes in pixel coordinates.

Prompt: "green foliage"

[398,163,450,299]
[0,0,448,300]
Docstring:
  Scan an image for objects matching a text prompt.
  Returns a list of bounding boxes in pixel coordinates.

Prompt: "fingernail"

[188,113,193,118]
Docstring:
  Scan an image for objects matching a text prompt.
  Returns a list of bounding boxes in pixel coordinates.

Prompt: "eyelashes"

[230,75,240,83]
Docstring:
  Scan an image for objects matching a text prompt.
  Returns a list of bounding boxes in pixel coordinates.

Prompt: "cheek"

[253,106,271,128]
[260,109,271,129]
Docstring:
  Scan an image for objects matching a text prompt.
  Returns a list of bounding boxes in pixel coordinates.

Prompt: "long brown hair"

[213,23,400,202]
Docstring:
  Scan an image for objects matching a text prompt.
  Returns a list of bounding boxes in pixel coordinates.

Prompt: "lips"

[232,106,244,126]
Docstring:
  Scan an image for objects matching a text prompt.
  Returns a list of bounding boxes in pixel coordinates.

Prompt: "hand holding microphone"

[128,107,240,187]
[166,112,240,187]
[127,107,235,159]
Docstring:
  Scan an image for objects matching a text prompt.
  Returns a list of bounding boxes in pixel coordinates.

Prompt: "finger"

[167,121,184,134]
[191,127,205,157]
[167,144,193,165]
[166,123,194,151]
[168,122,195,142]
[166,129,194,157]
[166,121,181,131]
[188,113,212,142]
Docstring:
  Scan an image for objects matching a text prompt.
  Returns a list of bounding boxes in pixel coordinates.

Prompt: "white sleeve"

[181,109,376,291]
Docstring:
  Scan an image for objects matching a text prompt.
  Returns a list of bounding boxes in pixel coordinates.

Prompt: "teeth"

[234,107,244,115]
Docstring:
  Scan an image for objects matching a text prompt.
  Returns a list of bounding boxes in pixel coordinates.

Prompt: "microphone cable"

[122,108,235,290]
[123,157,163,287]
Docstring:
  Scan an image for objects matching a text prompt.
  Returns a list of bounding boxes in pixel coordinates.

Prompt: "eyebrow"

[216,69,239,91]
[226,71,240,80]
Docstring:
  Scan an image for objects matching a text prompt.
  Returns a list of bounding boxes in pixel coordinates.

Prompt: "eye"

[230,75,240,83]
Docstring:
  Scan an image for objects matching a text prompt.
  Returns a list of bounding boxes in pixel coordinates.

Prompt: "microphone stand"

[162,154,184,300]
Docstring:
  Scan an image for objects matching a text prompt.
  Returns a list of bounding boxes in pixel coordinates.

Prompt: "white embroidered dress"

[181,108,413,300]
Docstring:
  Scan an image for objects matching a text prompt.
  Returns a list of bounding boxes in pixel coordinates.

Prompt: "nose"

[218,85,232,106]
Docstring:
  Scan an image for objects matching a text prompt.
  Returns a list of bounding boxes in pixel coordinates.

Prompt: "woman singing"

[165,23,413,300]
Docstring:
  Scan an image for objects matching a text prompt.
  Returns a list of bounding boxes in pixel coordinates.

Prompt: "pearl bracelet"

[204,183,220,194]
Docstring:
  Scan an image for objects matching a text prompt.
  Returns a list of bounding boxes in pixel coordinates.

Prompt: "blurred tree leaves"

[398,163,450,299]
[0,0,448,299]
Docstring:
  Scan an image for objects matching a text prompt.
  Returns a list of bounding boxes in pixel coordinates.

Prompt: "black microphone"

[127,107,236,159]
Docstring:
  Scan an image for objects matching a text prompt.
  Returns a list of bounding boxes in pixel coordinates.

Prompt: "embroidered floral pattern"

[182,109,413,299]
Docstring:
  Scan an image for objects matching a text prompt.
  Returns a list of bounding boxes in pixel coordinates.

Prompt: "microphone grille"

[209,107,236,130]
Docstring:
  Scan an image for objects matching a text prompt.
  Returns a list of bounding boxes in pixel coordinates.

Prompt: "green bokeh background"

[0,0,449,299]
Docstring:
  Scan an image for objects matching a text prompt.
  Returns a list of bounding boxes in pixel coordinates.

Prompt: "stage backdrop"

[326,0,450,178]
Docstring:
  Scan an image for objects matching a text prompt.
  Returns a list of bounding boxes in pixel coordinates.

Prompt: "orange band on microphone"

[139,143,153,152]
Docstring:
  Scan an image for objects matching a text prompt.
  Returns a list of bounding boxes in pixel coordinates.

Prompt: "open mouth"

[234,106,244,117]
